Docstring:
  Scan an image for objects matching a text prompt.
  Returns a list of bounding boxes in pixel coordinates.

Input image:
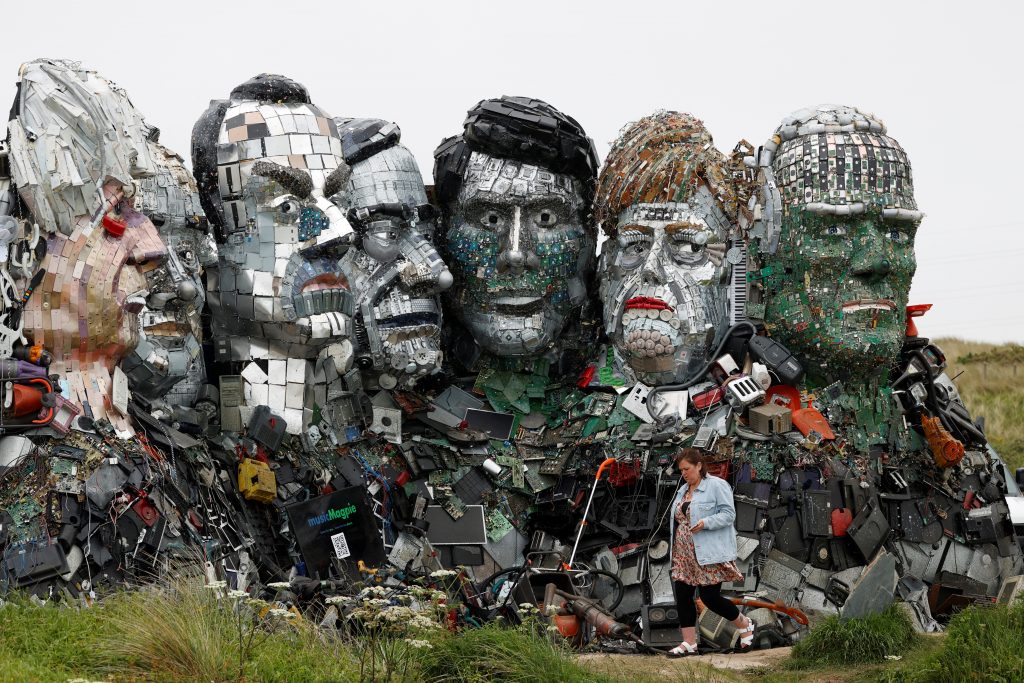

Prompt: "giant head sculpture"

[191,74,353,367]
[122,140,216,407]
[433,96,599,362]
[334,118,452,390]
[5,59,171,434]
[595,112,735,386]
[748,105,921,387]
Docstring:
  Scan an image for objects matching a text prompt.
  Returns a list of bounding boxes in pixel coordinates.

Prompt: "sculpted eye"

[279,200,298,215]
[479,210,506,229]
[824,225,847,237]
[887,229,907,243]
[534,209,558,228]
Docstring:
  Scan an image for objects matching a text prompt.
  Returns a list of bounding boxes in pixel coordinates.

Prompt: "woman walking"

[668,448,754,655]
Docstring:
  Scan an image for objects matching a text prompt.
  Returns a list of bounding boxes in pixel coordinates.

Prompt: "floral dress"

[672,497,744,586]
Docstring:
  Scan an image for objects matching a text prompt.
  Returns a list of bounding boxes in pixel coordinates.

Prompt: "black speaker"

[641,603,681,647]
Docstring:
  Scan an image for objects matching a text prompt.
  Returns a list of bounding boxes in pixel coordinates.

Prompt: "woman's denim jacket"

[669,474,738,567]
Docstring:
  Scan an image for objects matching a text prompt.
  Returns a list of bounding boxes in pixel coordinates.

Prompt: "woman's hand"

[689,520,705,533]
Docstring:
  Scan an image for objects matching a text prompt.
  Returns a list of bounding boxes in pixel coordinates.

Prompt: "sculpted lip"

[625,296,673,311]
[301,273,348,293]
[841,298,897,313]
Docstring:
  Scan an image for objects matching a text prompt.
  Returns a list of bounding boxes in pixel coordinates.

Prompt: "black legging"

[673,580,739,628]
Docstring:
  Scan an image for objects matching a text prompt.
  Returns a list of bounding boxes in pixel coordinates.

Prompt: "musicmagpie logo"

[306,503,358,527]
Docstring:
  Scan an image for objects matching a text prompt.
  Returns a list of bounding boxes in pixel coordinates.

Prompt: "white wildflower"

[226,590,248,600]
[325,595,348,605]
[203,581,227,590]
[405,638,433,649]
[430,569,457,578]
[267,581,291,590]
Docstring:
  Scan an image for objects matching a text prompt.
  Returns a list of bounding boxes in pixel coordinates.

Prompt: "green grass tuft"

[417,623,621,683]
[788,605,919,668]
[883,601,1024,683]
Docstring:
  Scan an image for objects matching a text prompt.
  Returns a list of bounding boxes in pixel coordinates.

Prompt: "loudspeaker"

[641,603,681,647]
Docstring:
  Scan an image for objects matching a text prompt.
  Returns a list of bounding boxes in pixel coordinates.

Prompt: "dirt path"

[579,647,792,681]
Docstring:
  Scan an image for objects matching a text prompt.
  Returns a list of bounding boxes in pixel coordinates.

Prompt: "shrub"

[788,605,919,668]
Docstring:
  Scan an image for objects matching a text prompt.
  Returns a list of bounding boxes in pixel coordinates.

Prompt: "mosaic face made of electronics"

[750,105,921,388]
[334,118,452,390]
[192,74,354,367]
[433,96,599,361]
[595,112,734,386]
[122,141,215,406]
[6,59,171,433]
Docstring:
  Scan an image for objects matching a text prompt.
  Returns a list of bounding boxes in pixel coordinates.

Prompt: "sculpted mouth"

[301,273,348,292]
[841,298,897,313]
[625,296,673,312]
[492,296,543,313]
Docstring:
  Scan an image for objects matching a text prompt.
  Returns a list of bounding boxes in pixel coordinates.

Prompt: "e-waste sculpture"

[334,117,452,391]
[595,111,735,387]
[0,60,246,594]
[433,96,600,368]
[1,60,1021,653]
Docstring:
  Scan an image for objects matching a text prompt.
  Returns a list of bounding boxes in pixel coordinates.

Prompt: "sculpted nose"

[851,230,892,281]
[639,247,667,285]
[496,205,538,274]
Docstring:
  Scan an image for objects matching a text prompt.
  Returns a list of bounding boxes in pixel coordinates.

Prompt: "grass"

[787,605,919,668]
[935,338,1024,472]
[880,601,1024,683]
[0,585,637,683]
[418,623,631,683]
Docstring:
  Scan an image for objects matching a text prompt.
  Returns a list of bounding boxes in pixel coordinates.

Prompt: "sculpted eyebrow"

[323,163,352,199]
[251,160,313,199]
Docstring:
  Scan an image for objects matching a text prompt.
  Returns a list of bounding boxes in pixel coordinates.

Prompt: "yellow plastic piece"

[238,458,276,503]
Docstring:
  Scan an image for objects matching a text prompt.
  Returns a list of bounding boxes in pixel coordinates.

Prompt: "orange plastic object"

[10,382,43,417]
[906,304,933,338]
[765,385,802,412]
[922,414,965,468]
[552,614,580,638]
[792,405,835,441]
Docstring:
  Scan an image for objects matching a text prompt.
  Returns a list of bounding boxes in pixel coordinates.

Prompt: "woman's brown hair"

[675,448,707,477]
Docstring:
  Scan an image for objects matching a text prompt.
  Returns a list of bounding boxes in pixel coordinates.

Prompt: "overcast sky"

[3,1,1020,344]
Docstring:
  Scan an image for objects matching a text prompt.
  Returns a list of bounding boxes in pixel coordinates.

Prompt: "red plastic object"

[765,385,802,412]
[395,470,411,487]
[792,405,836,441]
[606,460,641,487]
[133,496,161,526]
[906,304,933,338]
[577,365,595,388]
[692,386,725,410]
[706,461,730,481]
[831,508,853,536]
[102,213,127,237]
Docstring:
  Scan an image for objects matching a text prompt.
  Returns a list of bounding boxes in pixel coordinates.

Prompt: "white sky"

[3,0,1021,343]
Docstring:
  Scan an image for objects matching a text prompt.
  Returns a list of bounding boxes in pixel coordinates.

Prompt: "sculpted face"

[599,199,729,384]
[30,182,167,370]
[125,142,214,404]
[7,60,168,378]
[595,112,735,385]
[335,131,451,389]
[444,152,593,356]
[199,91,354,361]
[755,105,920,385]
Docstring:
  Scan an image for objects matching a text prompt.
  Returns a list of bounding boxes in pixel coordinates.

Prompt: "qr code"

[331,531,351,559]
